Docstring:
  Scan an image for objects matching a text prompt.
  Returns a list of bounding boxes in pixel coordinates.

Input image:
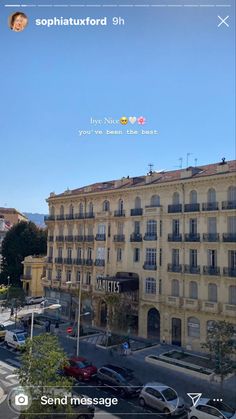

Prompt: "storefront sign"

[96,278,120,293]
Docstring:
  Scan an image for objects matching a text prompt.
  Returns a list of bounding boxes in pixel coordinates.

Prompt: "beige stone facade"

[21,255,46,297]
[44,159,236,351]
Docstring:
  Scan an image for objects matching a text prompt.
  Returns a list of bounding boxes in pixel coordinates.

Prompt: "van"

[4,329,26,349]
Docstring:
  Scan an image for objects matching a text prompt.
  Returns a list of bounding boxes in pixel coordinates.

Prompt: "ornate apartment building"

[44,159,236,351]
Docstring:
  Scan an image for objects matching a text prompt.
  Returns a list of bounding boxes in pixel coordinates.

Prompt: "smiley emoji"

[119,116,128,125]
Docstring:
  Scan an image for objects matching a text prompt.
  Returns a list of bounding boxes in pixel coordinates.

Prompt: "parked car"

[96,365,141,397]
[64,357,97,381]
[4,329,26,350]
[189,398,236,419]
[0,324,6,340]
[139,382,186,416]
[26,296,45,305]
[40,297,60,308]
[102,364,134,379]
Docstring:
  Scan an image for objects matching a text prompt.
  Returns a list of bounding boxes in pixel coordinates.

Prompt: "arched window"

[88,202,93,214]
[147,220,157,235]
[118,199,124,211]
[50,206,55,216]
[135,196,141,209]
[207,188,216,203]
[145,278,156,294]
[150,195,160,207]
[228,186,236,202]
[172,192,180,205]
[189,281,198,299]
[229,286,236,305]
[190,190,197,204]
[103,200,110,211]
[208,283,217,302]
[79,202,83,215]
[188,317,200,338]
[60,205,64,216]
[171,279,179,297]
[69,204,74,216]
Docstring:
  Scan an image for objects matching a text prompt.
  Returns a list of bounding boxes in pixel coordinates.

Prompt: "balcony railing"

[167,263,182,273]
[85,259,93,266]
[44,215,55,221]
[55,236,64,242]
[74,258,85,266]
[95,259,105,267]
[64,235,74,242]
[143,262,157,270]
[222,200,236,210]
[47,257,53,263]
[130,208,143,216]
[114,210,125,217]
[55,257,63,264]
[113,234,125,242]
[143,233,157,241]
[65,214,74,220]
[74,213,85,219]
[48,236,54,242]
[145,204,161,208]
[63,258,73,265]
[203,233,220,242]
[202,202,219,211]
[95,234,106,241]
[74,235,84,242]
[203,266,220,276]
[223,267,236,277]
[223,233,236,242]
[184,233,200,242]
[184,203,200,212]
[168,204,182,213]
[84,235,94,242]
[130,233,143,242]
[168,234,182,242]
[20,274,32,281]
[84,212,94,219]
[184,265,200,274]
[56,215,65,220]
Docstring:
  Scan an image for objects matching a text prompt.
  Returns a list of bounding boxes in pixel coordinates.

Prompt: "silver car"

[139,382,186,416]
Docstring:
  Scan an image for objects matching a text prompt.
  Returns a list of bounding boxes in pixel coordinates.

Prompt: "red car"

[64,357,97,381]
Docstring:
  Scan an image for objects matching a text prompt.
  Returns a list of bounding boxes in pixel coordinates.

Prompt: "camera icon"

[15,393,29,406]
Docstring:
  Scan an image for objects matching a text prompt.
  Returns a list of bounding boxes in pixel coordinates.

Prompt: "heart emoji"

[129,116,136,124]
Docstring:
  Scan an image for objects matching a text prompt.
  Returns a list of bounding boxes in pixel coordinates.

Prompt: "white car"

[26,296,45,305]
[5,329,26,349]
[139,382,186,416]
[189,398,236,419]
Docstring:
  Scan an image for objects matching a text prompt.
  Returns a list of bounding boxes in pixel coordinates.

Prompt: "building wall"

[21,255,45,297]
[44,162,236,350]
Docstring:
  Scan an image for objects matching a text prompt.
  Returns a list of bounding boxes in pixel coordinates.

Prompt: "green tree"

[3,286,26,322]
[0,221,47,285]
[203,320,236,389]
[18,334,73,417]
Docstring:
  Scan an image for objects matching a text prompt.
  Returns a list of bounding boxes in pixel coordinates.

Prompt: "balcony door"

[171,318,181,346]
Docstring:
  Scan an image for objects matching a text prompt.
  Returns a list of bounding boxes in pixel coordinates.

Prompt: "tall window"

[229,286,236,305]
[228,186,236,202]
[87,247,92,259]
[49,247,53,257]
[97,247,105,260]
[47,269,52,281]
[150,195,160,207]
[87,225,93,236]
[160,220,162,237]
[208,250,217,267]
[208,283,217,302]
[146,248,156,265]
[134,221,140,234]
[98,224,106,234]
[171,279,179,297]
[134,248,140,262]
[172,249,179,266]
[118,199,124,212]
[172,192,180,205]
[79,202,83,215]
[147,220,157,234]
[190,249,197,267]
[159,279,162,295]
[117,222,124,235]
[227,216,236,233]
[172,219,179,235]
[58,247,63,258]
[56,269,62,280]
[69,204,74,216]
[145,278,156,294]
[50,206,55,216]
[207,188,216,203]
[159,248,162,266]
[68,225,73,236]
[67,247,72,259]
[116,248,122,262]
[85,272,91,285]
[189,281,198,299]
[208,217,217,234]
[188,317,200,338]
[135,196,141,208]
[88,202,93,214]
[190,190,197,204]
[77,247,82,259]
[76,271,81,283]
[228,250,236,269]
[189,218,197,234]
[103,200,110,211]
[107,248,110,263]
[60,205,64,216]
[66,270,71,282]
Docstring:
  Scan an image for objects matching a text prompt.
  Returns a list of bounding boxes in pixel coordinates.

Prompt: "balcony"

[95,234,106,241]
[20,274,32,281]
[64,258,73,265]
[56,215,65,221]
[74,213,84,219]
[47,257,53,263]
[168,204,182,213]
[74,258,85,266]
[44,215,55,222]
[182,298,199,311]
[184,265,200,274]
[143,233,157,241]
[203,233,220,242]
[85,259,93,266]
[74,235,84,242]
[167,264,182,273]
[113,234,125,242]
[223,233,236,242]
[223,267,236,277]
[84,235,94,242]
[55,236,64,242]
[222,303,236,317]
[184,203,200,212]
[202,202,219,211]
[222,200,236,210]
[95,259,105,267]
[202,301,219,314]
[130,208,143,216]
[114,210,125,217]
[84,212,94,219]
[65,214,74,220]
[55,257,63,264]
[48,236,54,242]
[203,266,220,276]
[166,296,180,307]
[64,235,74,242]
[168,234,182,242]
[184,233,200,242]
[143,262,157,271]
[130,233,143,242]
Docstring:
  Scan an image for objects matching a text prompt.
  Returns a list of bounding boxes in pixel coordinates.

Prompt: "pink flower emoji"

[137,116,146,125]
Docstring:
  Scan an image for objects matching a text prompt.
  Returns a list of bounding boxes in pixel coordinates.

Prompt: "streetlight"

[30,303,61,340]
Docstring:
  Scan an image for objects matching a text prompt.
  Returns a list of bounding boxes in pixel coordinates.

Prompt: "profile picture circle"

[8,12,28,32]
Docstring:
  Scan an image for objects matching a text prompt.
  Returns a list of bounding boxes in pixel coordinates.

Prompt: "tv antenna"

[186,153,192,167]
[148,163,154,175]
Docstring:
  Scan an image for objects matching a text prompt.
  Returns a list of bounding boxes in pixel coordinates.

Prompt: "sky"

[0,0,235,213]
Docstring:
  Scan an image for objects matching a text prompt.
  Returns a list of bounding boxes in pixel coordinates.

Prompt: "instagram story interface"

[0,0,235,418]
